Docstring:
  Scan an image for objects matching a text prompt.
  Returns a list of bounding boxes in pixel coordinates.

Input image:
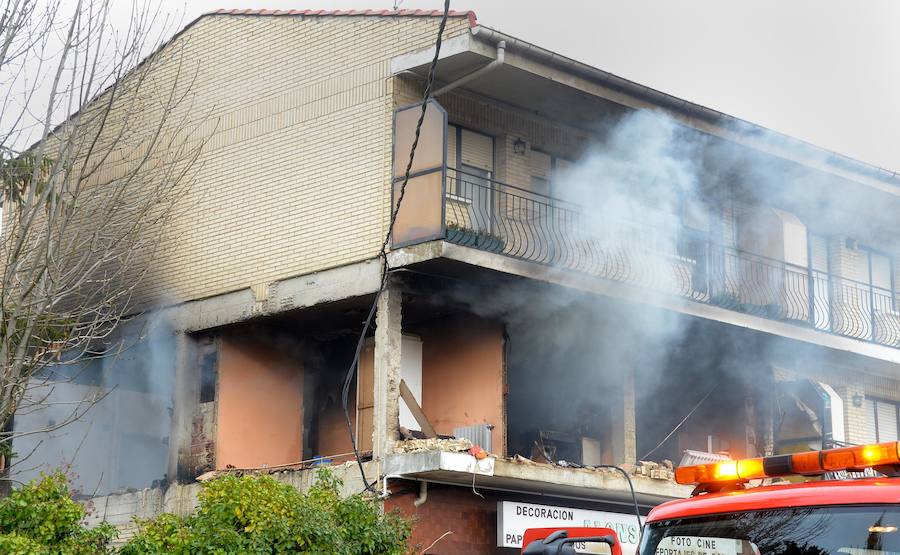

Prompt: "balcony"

[392,167,900,349]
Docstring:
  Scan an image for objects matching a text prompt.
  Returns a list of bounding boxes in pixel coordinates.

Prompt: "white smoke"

[444,107,895,462]
[11,312,175,495]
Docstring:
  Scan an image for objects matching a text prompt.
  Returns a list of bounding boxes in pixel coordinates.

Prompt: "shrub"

[122,469,411,554]
[0,472,116,554]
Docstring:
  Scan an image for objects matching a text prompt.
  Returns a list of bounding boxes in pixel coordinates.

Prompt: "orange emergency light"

[675,441,900,486]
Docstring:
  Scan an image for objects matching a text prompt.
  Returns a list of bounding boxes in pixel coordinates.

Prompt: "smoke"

[559,111,703,233]
[445,107,895,463]
[11,312,176,495]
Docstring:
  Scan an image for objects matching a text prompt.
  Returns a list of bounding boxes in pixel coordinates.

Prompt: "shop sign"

[497,501,643,553]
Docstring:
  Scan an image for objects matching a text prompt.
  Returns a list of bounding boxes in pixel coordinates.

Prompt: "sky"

[95,1,900,174]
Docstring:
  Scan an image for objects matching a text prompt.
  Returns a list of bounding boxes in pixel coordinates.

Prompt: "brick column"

[838,384,872,445]
[373,287,403,459]
[613,368,637,465]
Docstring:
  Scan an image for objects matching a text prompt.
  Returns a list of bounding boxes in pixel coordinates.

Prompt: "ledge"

[384,451,691,509]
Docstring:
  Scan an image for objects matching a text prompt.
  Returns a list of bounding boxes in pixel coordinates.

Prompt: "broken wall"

[635,321,776,463]
[310,340,372,462]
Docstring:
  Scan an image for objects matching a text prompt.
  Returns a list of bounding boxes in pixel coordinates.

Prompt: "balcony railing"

[397,167,900,348]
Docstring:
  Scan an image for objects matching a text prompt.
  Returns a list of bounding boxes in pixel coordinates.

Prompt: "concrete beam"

[163,259,382,333]
[372,287,403,459]
[383,451,691,506]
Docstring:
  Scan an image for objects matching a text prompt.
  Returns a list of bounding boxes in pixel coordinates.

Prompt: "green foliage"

[0,151,55,207]
[122,469,411,555]
[0,472,117,554]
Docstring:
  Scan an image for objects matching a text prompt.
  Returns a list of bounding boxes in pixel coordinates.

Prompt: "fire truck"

[523,441,900,555]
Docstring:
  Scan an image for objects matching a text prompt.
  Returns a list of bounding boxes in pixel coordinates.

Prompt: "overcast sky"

[163,1,900,173]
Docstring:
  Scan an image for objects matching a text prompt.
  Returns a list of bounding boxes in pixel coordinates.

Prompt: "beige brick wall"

[837,384,875,445]
[120,14,471,305]
[438,88,587,166]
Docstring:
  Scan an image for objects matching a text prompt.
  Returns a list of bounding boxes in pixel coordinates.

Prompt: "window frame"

[448,124,494,199]
[867,396,900,443]
[859,245,896,291]
[528,147,574,200]
[858,244,896,313]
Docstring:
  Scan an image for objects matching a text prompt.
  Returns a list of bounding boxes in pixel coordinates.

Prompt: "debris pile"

[394,437,473,454]
[631,460,675,481]
[508,454,676,481]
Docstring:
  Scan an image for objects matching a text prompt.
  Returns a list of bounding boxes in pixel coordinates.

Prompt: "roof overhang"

[384,451,691,508]
[391,28,900,199]
[391,32,631,132]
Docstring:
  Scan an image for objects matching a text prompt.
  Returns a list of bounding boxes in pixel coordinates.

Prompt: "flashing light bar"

[675,441,900,485]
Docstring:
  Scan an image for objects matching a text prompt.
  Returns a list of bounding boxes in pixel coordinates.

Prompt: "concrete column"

[612,368,637,465]
[168,331,199,482]
[372,288,402,459]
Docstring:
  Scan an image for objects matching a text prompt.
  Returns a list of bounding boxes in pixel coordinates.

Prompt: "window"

[529,176,549,197]
[850,246,893,289]
[527,149,574,200]
[864,397,900,443]
[457,164,490,199]
[855,246,896,312]
[641,506,900,555]
[447,125,493,199]
[447,125,494,234]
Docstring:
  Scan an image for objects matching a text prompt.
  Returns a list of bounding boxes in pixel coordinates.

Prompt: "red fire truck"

[523,441,900,555]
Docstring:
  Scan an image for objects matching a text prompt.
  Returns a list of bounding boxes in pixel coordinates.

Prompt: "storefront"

[386,482,651,554]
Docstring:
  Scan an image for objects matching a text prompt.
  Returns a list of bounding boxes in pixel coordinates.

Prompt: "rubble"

[633,460,675,481]
[506,454,676,481]
[195,460,359,481]
[394,437,473,453]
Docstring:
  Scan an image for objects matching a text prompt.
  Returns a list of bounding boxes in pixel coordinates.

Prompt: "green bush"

[0,472,117,554]
[121,469,411,554]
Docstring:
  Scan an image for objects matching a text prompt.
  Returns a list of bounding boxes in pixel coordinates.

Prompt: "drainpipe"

[433,40,505,96]
[380,474,404,499]
[413,480,428,508]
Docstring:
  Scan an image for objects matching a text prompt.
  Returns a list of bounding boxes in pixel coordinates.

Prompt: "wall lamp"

[513,137,527,155]
[852,393,864,408]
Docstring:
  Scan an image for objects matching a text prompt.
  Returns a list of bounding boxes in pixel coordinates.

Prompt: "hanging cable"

[593,465,644,543]
[639,380,720,461]
[341,0,452,493]
[534,440,643,542]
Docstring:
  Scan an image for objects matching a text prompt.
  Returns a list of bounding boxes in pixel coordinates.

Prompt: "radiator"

[454,424,493,454]
[679,449,731,467]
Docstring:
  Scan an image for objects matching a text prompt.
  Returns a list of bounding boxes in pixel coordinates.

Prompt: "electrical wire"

[341,0,452,493]
[639,380,720,461]
[534,438,644,543]
[593,465,644,544]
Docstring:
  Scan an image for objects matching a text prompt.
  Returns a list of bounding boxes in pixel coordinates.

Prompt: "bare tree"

[0,0,211,476]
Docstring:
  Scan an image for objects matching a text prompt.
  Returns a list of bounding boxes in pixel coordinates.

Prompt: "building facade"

[11,10,900,553]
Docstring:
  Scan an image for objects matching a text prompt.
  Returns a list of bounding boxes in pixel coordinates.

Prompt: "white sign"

[656,536,746,555]
[497,501,643,554]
